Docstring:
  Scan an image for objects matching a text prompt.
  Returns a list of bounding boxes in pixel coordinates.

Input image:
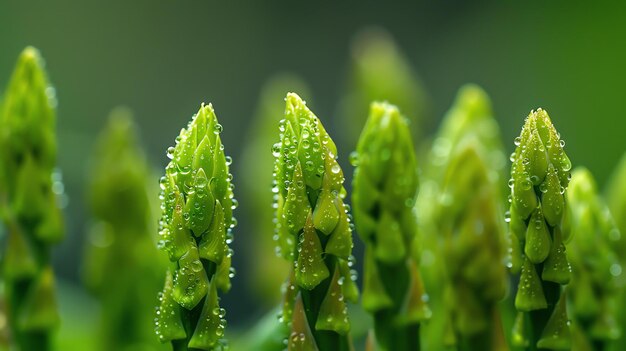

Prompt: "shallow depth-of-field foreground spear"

[0,47,65,351]
[351,102,430,351]
[419,85,508,350]
[567,167,622,351]
[273,93,358,351]
[507,109,573,350]
[154,104,236,351]
[83,109,167,351]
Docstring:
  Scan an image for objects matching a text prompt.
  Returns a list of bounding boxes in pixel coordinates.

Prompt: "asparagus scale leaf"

[155,104,236,351]
[352,102,429,351]
[0,47,64,351]
[273,93,357,351]
[507,109,572,350]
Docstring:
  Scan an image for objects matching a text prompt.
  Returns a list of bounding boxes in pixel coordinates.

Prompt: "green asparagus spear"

[83,108,168,351]
[155,104,236,351]
[418,85,508,350]
[273,93,358,351]
[0,47,64,351]
[352,102,430,351]
[508,108,572,350]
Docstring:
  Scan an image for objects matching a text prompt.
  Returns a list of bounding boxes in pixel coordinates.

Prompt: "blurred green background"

[1,0,625,339]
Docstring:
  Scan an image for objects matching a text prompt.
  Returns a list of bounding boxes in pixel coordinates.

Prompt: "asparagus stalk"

[273,93,358,351]
[508,109,572,350]
[154,104,236,351]
[351,102,429,351]
[83,109,167,351]
[418,85,508,350]
[0,47,64,351]
[567,167,622,351]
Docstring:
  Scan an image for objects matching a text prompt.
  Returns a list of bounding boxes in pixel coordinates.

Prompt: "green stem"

[372,260,418,351]
[373,314,420,351]
[173,292,206,351]
[300,253,352,351]
[579,317,605,351]
[457,306,507,351]
[172,339,188,351]
[6,281,51,351]
[5,222,52,351]
[528,274,560,351]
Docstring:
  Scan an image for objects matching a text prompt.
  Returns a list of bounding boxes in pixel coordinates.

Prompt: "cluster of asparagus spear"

[1,36,626,351]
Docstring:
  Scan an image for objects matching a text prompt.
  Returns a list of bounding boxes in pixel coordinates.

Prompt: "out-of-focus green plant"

[239,74,311,307]
[337,28,427,154]
[507,109,572,350]
[566,167,622,351]
[154,104,236,351]
[418,85,508,350]
[82,108,168,351]
[273,93,358,351]
[351,102,429,351]
[0,47,64,351]
[605,153,626,257]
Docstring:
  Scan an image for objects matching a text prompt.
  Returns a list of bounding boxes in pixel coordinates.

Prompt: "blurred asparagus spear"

[155,104,236,351]
[337,28,427,156]
[418,85,508,350]
[507,108,572,350]
[239,74,312,307]
[273,93,358,351]
[567,167,622,351]
[82,108,168,351]
[0,47,65,351]
[351,102,429,351]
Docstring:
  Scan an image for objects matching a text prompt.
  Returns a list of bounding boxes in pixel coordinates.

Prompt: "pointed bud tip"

[19,46,43,65]
[286,92,305,105]
[368,101,407,130]
[527,107,552,125]
[456,84,491,115]
[568,167,596,195]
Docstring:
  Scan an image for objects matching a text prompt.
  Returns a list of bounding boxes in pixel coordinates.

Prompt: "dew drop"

[166,147,175,159]
[214,123,223,134]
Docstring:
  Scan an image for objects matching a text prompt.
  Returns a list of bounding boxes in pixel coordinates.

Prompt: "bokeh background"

[2,0,626,346]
